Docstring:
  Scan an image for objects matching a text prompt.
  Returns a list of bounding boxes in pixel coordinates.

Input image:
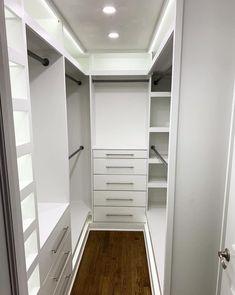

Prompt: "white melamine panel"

[94,191,146,207]
[93,82,148,149]
[13,111,30,146]
[21,193,36,232]
[17,153,33,190]
[94,175,147,191]
[29,55,69,203]
[150,97,171,128]
[27,265,40,295]
[24,230,38,271]
[94,206,146,222]
[93,149,148,159]
[93,158,147,175]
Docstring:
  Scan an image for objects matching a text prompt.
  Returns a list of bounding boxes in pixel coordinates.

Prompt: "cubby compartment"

[24,230,38,270]
[150,96,171,128]
[23,0,63,44]
[27,265,40,295]
[4,8,25,53]
[13,111,30,146]
[21,193,36,232]
[149,132,169,158]
[17,154,33,190]
[9,63,28,99]
[148,164,167,188]
[148,188,167,205]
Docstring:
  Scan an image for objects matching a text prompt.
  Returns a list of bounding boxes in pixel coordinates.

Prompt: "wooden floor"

[71,231,152,295]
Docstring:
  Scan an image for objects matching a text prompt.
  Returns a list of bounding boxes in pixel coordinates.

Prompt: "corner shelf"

[148,177,167,188]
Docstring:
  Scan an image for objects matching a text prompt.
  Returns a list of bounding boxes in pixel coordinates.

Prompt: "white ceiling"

[52,0,165,53]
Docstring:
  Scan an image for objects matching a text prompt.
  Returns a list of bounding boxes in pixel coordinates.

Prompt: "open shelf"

[9,62,28,99]
[21,193,36,233]
[149,127,169,133]
[149,133,169,158]
[27,265,40,295]
[148,177,167,188]
[148,164,167,188]
[151,91,171,98]
[70,200,91,254]
[13,111,31,146]
[149,154,168,164]
[147,204,166,291]
[24,230,38,271]
[37,202,69,248]
[17,154,33,191]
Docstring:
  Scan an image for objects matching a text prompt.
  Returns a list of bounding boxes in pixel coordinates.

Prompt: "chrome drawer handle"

[59,274,71,295]
[106,154,134,156]
[106,166,134,169]
[106,214,133,217]
[106,182,134,185]
[106,198,134,201]
[53,251,70,282]
[52,226,69,254]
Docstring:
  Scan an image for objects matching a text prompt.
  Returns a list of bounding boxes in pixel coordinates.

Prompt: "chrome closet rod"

[27,50,49,66]
[151,145,168,168]
[69,145,84,160]
[65,74,82,85]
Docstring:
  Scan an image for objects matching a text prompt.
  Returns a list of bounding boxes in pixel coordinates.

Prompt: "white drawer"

[94,191,146,207]
[94,175,147,191]
[93,158,147,175]
[93,149,147,159]
[53,255,72,295]
[39,237,72,295]
[94,206,146,222]
[40,209,71,284]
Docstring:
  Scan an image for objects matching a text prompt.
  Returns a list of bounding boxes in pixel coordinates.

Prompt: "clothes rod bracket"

[66,74,82,85]
[69,145,84,160]
[151,145,168,168]
[27,50,49,66]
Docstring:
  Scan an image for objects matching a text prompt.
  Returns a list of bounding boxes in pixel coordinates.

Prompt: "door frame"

[216,80,235,295]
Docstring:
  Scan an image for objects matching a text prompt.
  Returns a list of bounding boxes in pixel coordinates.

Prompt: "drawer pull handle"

[106,166,134,169]
[106,198,134,201]
[60,274,71,295]
[106,154,134,157]
[53,251,70,282]
[52,226,69,254]
[106,214,133,217]
[106,182,134,185]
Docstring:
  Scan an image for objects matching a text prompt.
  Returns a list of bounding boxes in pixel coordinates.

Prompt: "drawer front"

[94,175,147,191]
[94,206,146,222]
[53,256,72,295]
[93,158,147,175]
[94,191,146,207]
[93,149,147,159]
[40,238,72,295]
[40,209,71,284]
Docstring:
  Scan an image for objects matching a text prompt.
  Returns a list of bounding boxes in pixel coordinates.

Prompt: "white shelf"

[151,91,171,98]
[149,127,169,133]
[148,177,167,188]
[147,205,166,291]
[38,202,69,248]
[70,200,91,254]
[149,154,168,164]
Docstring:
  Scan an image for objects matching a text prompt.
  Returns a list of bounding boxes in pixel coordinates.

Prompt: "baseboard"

[89,221,145,231]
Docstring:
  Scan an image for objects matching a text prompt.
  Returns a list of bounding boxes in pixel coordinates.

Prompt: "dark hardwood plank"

[71,231,152,295]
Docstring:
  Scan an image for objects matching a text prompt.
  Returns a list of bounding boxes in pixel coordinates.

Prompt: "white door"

[218,83,235,295]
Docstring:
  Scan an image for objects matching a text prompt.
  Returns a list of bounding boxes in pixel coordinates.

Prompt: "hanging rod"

[27,50,49,66]
[69,145,84,160]
[66,74,82,85]
[92,79,149,83]
[153,66,172,85]
[151,145,168,168]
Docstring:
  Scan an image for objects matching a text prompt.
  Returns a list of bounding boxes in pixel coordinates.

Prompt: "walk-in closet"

[1,0,235,295]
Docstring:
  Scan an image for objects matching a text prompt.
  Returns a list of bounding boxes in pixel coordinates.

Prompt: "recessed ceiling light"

[108,32,119,39]
[103,6,116,14]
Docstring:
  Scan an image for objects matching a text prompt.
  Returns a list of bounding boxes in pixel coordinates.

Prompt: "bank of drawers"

[39,209,72,295]
[93,149,147,223]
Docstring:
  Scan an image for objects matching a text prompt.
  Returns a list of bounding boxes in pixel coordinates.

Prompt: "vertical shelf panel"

[9,63,28,99]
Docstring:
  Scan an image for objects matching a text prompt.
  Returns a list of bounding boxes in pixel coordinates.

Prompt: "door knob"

[218,248,230,269]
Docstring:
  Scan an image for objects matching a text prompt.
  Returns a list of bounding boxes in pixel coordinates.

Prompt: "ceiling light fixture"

[103,6,116,14]
[108,32,119,39]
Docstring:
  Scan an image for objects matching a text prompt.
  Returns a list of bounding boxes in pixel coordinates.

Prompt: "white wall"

[170,0,235,294]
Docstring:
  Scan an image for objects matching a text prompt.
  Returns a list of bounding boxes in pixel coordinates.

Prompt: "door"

[218,82,235,295]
